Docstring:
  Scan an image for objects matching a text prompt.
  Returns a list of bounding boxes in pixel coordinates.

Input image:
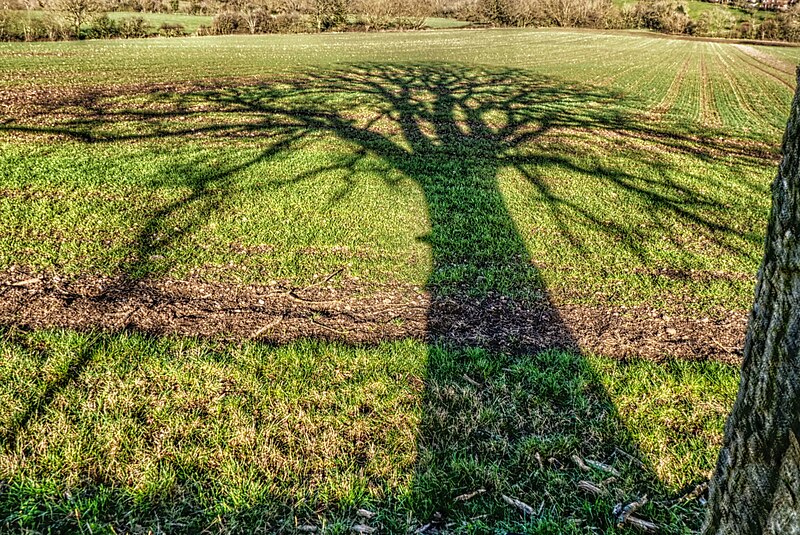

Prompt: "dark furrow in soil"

[0,271,746,364]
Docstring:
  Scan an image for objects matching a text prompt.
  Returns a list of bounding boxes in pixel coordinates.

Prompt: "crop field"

[0,28,795,533]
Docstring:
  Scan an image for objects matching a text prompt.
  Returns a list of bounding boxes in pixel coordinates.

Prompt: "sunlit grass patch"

[0,329,738,533]
[593,356,739,489]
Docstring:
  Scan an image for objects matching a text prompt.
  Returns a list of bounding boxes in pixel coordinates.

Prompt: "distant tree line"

[205,0,434,35]
[0,0,169,40]
[702,0,797,12]
[458,0,800,40]
[3,0,800,41]
[0,0,437,39]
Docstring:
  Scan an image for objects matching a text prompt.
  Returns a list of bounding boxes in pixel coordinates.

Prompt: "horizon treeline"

[1,0,800,42]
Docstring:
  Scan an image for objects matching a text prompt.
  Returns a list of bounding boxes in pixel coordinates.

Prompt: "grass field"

[105,11,213,34]
[613,0,769,22]
[423,17,473,29]
[0,28,796,533]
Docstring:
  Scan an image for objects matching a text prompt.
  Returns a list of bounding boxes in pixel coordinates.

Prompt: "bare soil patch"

[0,271,746,364]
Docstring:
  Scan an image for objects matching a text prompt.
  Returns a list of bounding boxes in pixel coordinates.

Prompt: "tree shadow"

[0,329,102,450]
[2,64,762,279]
[0,63,747,530]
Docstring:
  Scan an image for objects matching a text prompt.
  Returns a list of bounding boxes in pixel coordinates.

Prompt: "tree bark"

[703,70,800,534]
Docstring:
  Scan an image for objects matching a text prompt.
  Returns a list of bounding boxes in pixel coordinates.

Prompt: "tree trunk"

[703,70,800,534]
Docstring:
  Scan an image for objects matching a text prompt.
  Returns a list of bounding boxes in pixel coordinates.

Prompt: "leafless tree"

[48,0,98,37]
[395,0,433,29]
[234,0,274,33]
[312,0,346,30]
[353,0,394,30]
[541,0,613,27]
[508,0,546,26]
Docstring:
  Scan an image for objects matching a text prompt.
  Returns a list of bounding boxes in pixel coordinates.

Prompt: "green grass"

[613,0,768,22]
[0,28,782,532]
[682,0,764,21]
[424,17,472,29]
[105,11,213,34]
[757,42,800,63]
[0,328,738,533]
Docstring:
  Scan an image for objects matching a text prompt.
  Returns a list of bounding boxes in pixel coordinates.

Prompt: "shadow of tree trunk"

[1,331,101,449]
[198,64,662,527]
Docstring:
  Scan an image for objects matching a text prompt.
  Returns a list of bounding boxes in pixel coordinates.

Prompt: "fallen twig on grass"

[711,336,739,353]
[502,494,534,516]
[7,277,41,287]
[454,488,485,502]
[614,495,647,525]
[462,374,481,388]
[622,514,658,533]
[320,268,345,285]
[286,268,346,303]
[310,318,351,335]
[585,458,620,477]
[572,455,590,471]
[578,480,657,532]
[613,496,658,533]
[577,480,607,496]
[251,314,285,338]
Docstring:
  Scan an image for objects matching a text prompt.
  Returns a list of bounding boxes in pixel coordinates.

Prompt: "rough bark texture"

[703,71,800,534]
